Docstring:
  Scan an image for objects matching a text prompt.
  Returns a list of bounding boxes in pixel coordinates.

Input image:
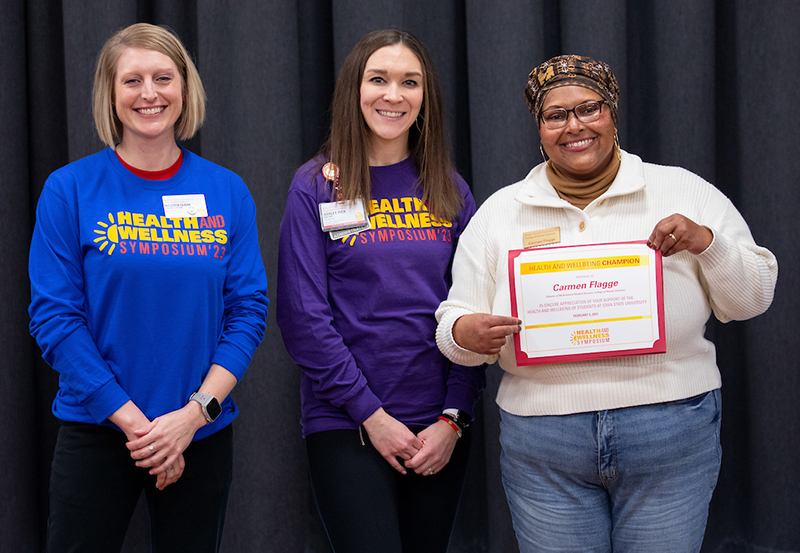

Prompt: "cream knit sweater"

[436,151,777,416]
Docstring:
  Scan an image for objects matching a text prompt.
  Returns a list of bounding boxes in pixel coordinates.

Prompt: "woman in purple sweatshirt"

[277,29,483,553]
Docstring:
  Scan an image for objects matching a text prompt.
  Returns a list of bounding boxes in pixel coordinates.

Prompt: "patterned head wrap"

[525,55,619,123]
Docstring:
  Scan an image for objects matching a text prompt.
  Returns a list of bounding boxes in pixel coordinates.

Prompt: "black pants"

[46,422,233,553]
[306,426,471,553]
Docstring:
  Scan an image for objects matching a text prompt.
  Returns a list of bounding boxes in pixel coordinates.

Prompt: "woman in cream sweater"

[435,55,777,553]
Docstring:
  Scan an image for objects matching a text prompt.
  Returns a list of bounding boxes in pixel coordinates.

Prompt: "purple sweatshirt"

[277,157,484,436]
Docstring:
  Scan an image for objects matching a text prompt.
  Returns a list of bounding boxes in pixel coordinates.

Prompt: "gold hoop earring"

[614,133,621,161]
[540,144,549,164]
[415,115,423,133]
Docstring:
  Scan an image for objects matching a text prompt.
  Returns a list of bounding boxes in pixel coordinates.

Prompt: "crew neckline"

[116,149,183,180]
[107,147,189,190]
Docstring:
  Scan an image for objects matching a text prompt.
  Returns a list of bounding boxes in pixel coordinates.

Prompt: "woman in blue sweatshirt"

[28,23,268,552]
[277,29,484,553]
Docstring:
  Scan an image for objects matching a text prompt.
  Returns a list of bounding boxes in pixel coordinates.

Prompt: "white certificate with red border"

[508,241,665,366]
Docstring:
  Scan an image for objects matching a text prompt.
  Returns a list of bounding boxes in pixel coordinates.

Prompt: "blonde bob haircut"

[92,23,206,148]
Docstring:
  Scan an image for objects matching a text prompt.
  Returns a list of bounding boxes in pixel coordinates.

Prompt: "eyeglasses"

[540,100,607,129]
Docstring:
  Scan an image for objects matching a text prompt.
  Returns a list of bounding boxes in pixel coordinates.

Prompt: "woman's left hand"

[405,419,459,476]
[154,452,186,490]
[127,403,206,478]
[647,213,713,257]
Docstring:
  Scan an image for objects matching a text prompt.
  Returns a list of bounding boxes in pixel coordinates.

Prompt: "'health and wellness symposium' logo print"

[570,327,611,346]
[340,196,454,246]
[94,213,119,255]
[93,212,228,256]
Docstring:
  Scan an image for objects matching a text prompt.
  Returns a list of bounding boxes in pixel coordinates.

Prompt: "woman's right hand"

[452,314,522,355]
[108,400,186,488]
[362,408,423,474]
[108,400,151,443]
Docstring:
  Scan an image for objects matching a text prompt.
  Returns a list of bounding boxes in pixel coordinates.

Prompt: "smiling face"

[359,44,424,163]
[538,85,616,180]
[114,47,183,146]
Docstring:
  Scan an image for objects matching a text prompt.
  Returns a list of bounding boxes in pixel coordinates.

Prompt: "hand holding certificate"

[452,313,522,355]
[508,241,665,366]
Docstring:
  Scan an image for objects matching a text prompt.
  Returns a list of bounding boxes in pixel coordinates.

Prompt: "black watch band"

[442,409,472,429]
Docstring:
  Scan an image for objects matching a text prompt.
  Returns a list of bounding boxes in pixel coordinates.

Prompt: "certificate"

[508,241,665,366]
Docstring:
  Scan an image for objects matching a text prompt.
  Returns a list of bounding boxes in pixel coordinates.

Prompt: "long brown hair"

[319,29,463,221]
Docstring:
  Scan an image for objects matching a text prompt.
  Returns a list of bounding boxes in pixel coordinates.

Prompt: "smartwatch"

[189,392,221,423]
[442,408,472,429]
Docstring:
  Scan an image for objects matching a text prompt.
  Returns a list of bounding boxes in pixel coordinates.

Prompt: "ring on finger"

[668,233,678,243]
[426,467,434,476]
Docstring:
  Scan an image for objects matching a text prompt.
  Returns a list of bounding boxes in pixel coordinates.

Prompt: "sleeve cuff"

[443,380,482,418]
[83,379,131,424]
[211,343,252,382]
[341,388,384,426]
[436,308,495,366]
[695,226,730,268]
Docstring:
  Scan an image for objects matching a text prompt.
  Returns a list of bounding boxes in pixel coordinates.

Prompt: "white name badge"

[329,218,372,240]
[319,199,369,232]
[162,194,208,218]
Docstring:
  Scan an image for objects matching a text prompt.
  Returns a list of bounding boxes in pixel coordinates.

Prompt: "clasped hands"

[362,408,460,476]
[113,400,207,490]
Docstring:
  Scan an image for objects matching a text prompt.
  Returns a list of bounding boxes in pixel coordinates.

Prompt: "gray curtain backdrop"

[1,1,797,551]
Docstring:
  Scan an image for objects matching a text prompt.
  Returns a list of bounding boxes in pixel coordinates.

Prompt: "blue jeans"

[499,390,722,553]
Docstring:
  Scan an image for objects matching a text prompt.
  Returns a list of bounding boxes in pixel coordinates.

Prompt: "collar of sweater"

[514,149,646,211]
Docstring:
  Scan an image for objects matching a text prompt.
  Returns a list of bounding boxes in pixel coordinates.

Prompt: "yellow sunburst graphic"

[93,213,120,255]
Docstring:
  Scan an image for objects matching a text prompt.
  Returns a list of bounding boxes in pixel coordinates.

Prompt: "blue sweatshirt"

[29,148,269,440]
[276,157,485,436]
